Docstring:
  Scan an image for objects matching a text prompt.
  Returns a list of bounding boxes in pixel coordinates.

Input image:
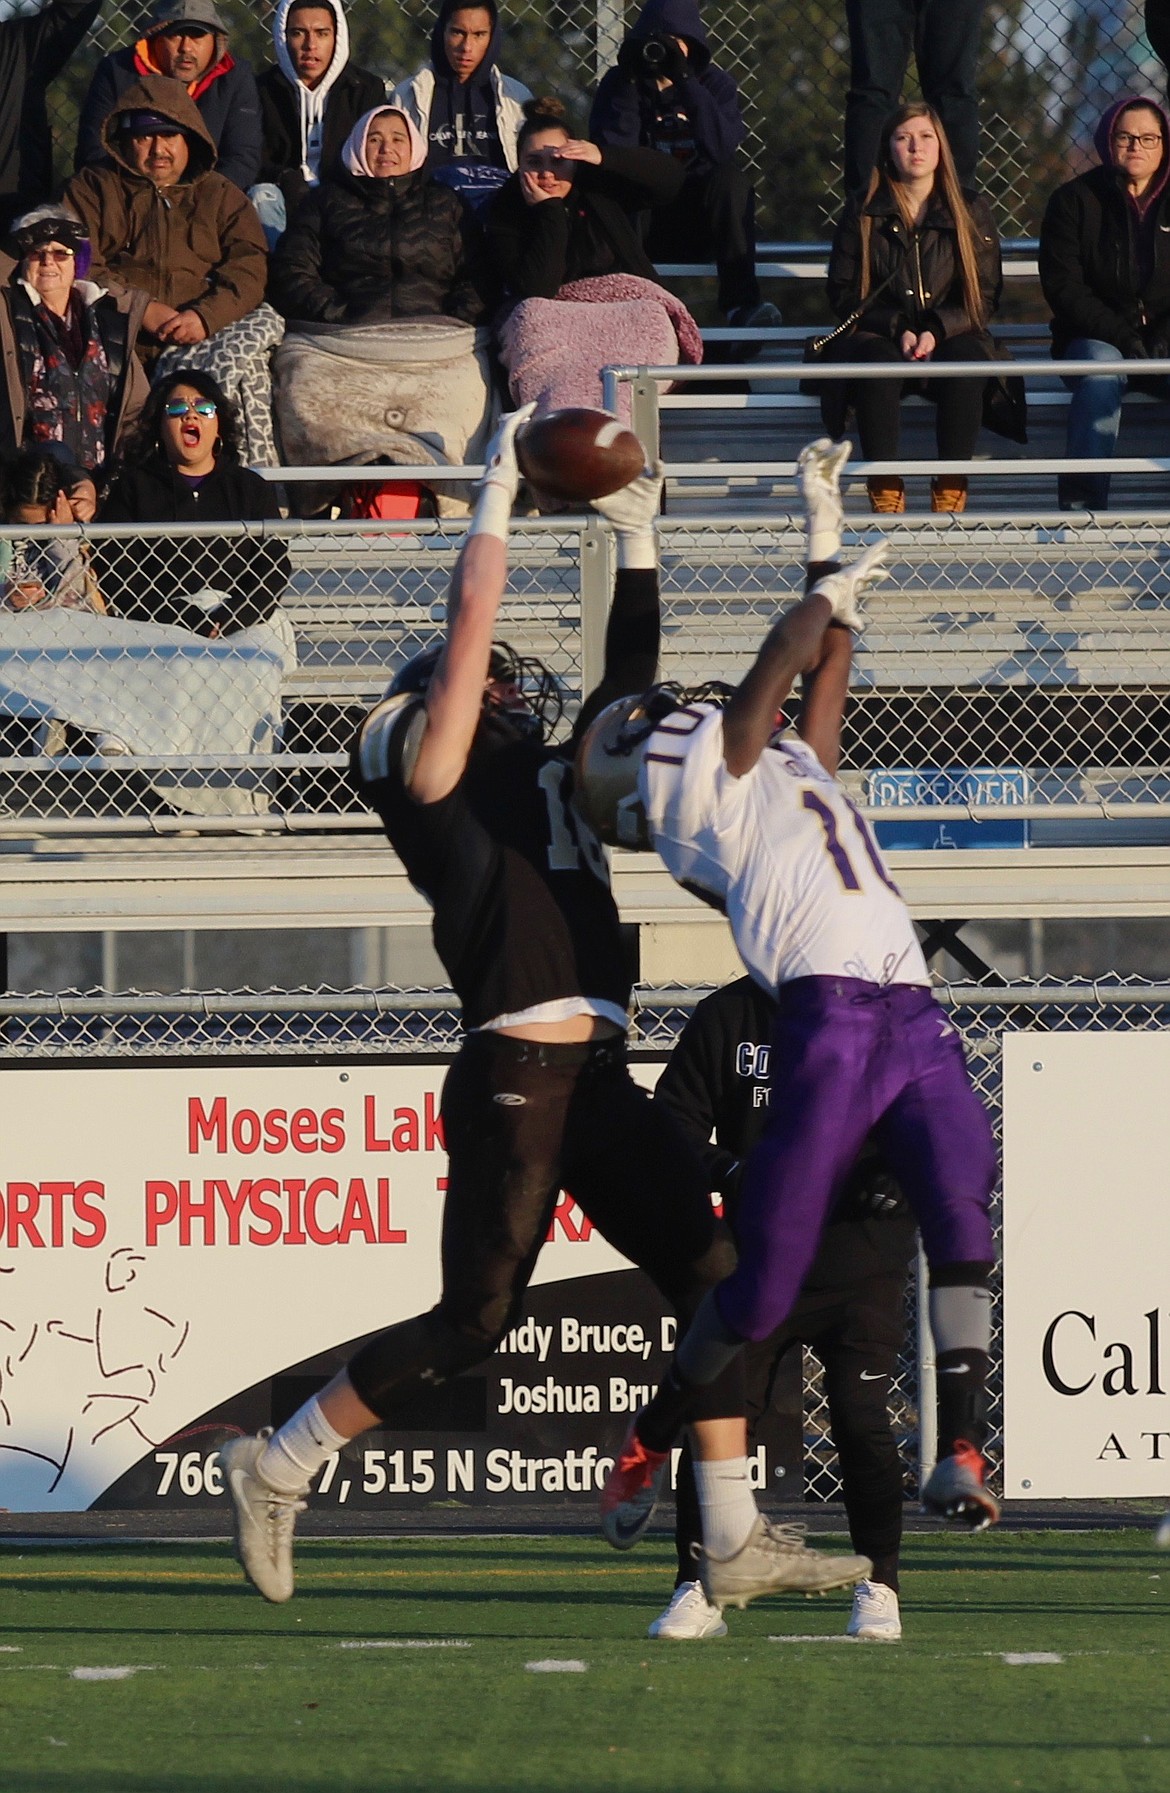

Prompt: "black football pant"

[673,1273,907,1592]
[646,163,761,316]
[348,1032,741,1421]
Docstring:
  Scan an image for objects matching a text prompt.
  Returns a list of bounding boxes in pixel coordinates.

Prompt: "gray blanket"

[272,317,499,517]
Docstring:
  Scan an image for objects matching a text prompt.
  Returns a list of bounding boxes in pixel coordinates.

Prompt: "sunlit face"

[152,24,216,82]
[520,126,573,199]
[889,117,941,182]
[443,6,493,82]
[159,381,220,472]
[128,128,189,186]
[23,240,75,302]
[286,6,336,87]
[365,111,414,177]
[1111,106,1165,187]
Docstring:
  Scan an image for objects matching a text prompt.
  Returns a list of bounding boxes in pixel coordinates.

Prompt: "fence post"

[630,376,660,465]
[579,517,612,703]
[594,0,624,84]
[916,1243,937,1489]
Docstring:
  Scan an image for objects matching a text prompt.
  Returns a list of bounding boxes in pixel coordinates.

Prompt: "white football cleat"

[700,1515,871,1611]
[648,1579,728,1640]
[221,1431,307,1604]
[846,1578,902,1641]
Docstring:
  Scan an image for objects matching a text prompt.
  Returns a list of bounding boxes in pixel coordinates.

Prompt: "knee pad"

[347,1306,502,1423]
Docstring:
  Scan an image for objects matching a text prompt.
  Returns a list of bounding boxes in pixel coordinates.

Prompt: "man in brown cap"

[76,0,262,192]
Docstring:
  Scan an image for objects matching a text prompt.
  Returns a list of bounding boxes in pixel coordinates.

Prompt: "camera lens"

[641,38,668,66]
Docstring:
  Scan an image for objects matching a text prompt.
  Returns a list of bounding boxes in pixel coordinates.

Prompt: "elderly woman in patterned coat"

[0,204,149,514]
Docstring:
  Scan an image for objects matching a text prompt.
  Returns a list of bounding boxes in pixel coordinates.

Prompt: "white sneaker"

[648,1579,728,1640]
[846,1578,902,1641]
[221,1431,307,1604]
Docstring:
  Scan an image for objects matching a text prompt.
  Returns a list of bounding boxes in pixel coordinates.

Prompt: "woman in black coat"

[269,106,490,325]
[98,367,288,637]
[485,95,684,298]
[826,102,1002,514]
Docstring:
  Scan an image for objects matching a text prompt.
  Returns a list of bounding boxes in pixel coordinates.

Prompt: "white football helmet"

[574,682,732,849]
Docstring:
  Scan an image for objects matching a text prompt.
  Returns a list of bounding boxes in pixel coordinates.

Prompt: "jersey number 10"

[802,789,900,896]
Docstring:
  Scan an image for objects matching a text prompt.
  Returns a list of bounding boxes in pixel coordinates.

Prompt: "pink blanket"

[499,273,703,423]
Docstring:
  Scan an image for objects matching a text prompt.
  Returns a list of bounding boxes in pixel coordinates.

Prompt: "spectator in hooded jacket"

[1040,95,1170,512]
[0,0,103,233]
[390,0,531,212]
[589,0,778,329]
[64,75,268,366]
[252,0,385,246]
[270,106,489,326]
[76,0,262,194]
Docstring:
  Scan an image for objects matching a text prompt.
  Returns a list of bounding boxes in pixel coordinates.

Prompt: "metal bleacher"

[3,240,1170,954]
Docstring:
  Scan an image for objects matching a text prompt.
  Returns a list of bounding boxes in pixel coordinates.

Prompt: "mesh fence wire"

[2,977,1166,1500]
[4,513,1169,829]
[26,0,1164,252]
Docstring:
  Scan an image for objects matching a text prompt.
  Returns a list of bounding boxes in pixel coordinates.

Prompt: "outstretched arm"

[795,622,854,777]
[407,405,534,803]
[573,460,665,739]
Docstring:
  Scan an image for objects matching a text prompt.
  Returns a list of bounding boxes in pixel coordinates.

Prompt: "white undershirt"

[476,996,629,1033]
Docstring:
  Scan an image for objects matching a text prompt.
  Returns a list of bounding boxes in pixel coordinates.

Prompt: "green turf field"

[0,1529,1166,1792]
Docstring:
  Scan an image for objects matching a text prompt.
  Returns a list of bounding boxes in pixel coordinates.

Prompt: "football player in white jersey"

[582,440,1000,1610]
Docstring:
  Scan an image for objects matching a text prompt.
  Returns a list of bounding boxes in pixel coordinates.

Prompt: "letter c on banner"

[1042,1309,1096,1395]
[305,1178,339,1246]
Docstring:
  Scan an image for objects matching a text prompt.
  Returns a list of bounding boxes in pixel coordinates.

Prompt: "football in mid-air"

[516,407,646,503]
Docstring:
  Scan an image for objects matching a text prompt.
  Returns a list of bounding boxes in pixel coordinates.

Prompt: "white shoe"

[221,1431,307,1604]
[700,1514,872,1611]
[846,1578,902,1641]
[648,1579,728,1640]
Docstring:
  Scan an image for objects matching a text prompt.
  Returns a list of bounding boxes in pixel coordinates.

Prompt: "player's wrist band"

[468,479,514,542]
[616,527,656,570]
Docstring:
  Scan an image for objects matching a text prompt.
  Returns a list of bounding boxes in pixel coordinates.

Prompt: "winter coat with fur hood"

[62,75,268,341]
[269,108,490,324]
[1039,96,1170,356]
[257,0,385,213]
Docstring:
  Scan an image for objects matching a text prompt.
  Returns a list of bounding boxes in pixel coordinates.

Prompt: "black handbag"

[981,341,1028,443]
[800,270,901,437]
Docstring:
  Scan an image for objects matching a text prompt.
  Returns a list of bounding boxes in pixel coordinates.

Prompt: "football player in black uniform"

[648,975,916,1641]
[221,408,871,1607]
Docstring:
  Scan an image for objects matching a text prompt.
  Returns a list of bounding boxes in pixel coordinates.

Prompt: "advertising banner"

[0,1061,800,1516]
[1003,1032,1170,1499]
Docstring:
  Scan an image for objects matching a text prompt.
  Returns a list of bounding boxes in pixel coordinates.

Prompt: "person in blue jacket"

[589,0,779,328]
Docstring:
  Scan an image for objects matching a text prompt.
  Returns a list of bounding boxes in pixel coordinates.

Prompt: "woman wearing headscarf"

[0,203,149,510]
[1040,94,1170,510]
[269,105,491,325]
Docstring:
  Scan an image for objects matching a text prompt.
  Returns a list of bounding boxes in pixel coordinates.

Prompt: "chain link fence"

[1,978,1165,1501]
[3,512,1169,832]
[15,0,1163,253]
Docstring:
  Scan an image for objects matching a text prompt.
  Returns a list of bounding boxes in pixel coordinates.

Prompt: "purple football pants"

[717,976,996,1342]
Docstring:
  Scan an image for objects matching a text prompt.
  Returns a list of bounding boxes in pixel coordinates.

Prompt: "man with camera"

[589,0,779,330]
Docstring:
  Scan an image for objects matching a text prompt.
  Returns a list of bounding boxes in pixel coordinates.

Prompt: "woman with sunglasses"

[0,204,150,516]
[97,368,289,637]
[1040,95,1170,510]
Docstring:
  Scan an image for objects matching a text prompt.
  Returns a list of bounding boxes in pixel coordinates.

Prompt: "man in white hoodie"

[252,0,385,242]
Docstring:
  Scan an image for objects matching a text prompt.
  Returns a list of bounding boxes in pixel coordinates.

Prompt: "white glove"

[797,436,851,565]
[469,402,538,540]
[591,461,665,568]
[809,538,889,632]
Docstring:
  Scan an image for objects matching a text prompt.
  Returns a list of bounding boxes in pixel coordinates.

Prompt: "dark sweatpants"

[674,1273,908,1592]
[844,0,987,198]
[646,162,761,316]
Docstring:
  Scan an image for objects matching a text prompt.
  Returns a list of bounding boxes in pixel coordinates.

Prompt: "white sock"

[693,1455,759,1559]
[806,501,842,567]
[257,1396,348,1494]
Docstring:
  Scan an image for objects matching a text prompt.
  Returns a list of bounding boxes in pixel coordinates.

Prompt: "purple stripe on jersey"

[645,751,686,765]
[715,976,996,1341]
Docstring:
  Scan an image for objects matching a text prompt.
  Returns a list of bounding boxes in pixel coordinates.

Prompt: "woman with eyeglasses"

[97,367,289,637]
[1040,95,1170,510]
[0,204,151,517]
